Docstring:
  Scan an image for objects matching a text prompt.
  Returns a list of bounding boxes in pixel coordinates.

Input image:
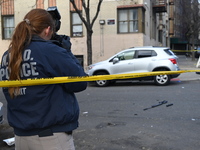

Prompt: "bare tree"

[181,0,200,59]
[70,0,103,65]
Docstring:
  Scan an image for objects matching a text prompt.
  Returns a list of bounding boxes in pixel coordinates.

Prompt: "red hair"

[8,9,54,98]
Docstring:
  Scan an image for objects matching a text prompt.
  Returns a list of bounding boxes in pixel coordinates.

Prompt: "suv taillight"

[169,58,177,64]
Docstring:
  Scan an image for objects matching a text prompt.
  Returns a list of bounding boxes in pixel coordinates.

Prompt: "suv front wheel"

[154,74,170,86]
[95,72,110,87]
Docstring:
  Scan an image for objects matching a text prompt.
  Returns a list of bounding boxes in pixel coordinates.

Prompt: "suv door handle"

[128,63,133,65]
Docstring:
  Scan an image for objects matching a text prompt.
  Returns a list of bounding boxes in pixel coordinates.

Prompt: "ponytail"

[8,9,54,98]
[8,21,32,98]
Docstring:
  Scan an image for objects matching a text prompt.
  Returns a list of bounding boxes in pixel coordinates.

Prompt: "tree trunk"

[87,31,93,65]
[69,0,103,66]
[192,34,195,61]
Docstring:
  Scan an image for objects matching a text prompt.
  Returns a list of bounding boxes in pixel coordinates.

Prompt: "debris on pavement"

[143,100,173,111]
[3,137,15,146]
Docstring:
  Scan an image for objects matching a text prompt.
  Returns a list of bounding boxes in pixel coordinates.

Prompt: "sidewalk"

[177,55,200,81]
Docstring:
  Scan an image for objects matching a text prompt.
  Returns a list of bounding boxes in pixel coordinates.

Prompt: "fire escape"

[168,0,174,36]
[153,0,167,13]
[152,0,168,44]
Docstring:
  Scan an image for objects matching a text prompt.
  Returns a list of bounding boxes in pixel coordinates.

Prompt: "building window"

[118,8,138,33]
[1,0,14,39]
[71,12,83,37]
[117,7,145,34]
[2,16,14,39]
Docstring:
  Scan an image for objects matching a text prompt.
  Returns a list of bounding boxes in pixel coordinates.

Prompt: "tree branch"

[91,0,103,28]
[82,0,91,26]
[70,0,90,31]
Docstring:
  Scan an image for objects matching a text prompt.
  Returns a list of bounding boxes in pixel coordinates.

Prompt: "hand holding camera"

[47,6,71,51]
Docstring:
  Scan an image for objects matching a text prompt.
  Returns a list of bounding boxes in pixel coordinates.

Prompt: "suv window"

[164,49,174,56]
[135,50,157,58]
[117,50,135,61]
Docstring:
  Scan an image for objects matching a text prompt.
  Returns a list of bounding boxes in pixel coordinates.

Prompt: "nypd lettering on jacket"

[0,49,39,95]
[0,35,88,136]
[0,49,39,81]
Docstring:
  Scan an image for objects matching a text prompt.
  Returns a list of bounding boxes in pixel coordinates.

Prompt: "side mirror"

[113,57,119,64]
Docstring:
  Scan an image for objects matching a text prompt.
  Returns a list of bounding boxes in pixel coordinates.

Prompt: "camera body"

[47,6,61,32]
[47,6,71,50]
[47,7,83,66]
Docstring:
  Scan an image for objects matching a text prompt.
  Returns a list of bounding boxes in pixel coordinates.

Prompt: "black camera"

[47,7,82,65]
[47,6,71,50]
[47,6,61,32]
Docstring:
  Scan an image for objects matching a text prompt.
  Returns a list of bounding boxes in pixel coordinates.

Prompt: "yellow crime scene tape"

[0,70,200,87]
[172,50,199,52]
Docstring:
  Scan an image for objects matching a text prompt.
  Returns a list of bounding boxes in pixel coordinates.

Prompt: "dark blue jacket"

[0,36,87,136]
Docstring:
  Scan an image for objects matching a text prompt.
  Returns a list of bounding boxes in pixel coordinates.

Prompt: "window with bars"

[2,16,14,39]
[1,0,14,39]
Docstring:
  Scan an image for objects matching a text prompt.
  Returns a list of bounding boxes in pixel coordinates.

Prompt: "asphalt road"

[74,80,200,150]
[1,80,200,150]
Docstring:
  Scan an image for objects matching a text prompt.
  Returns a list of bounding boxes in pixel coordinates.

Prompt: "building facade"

[169,0,188,51]
[0,0,173,68]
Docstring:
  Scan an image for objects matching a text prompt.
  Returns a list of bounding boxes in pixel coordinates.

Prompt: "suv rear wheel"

[154,73,170,86]
[95,72,110,87]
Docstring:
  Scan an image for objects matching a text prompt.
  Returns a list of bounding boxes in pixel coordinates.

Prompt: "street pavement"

[0,54,200,150]
[177,55,200,81]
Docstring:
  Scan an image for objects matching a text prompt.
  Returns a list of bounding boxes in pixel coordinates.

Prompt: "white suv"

[87,46,180,86]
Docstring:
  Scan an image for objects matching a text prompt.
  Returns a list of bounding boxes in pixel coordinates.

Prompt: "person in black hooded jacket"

[0,9,87,150]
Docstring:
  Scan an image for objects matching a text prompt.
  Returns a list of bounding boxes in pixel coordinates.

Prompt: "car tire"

[95,72,110,87]
[154,72,170,86]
